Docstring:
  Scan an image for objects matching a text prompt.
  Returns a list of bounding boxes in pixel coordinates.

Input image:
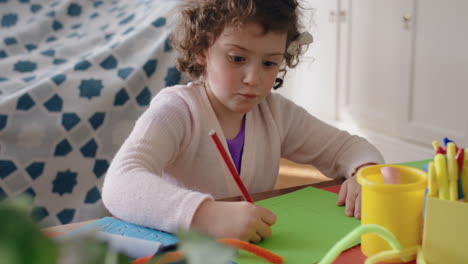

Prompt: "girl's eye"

[228,55,245,63]
[263,61,278,68]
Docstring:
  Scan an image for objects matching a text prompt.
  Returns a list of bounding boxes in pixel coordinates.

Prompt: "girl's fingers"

[345,187,356,217]
[250,232,262,243]
[260,207,277,226]
[336,180,348,205]
[256,221,273,239]
[354,192,362,219]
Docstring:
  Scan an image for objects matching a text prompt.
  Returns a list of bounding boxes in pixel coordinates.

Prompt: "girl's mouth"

[240,93,257,99]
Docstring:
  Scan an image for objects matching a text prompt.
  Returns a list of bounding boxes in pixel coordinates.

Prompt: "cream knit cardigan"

[102,82,384,233]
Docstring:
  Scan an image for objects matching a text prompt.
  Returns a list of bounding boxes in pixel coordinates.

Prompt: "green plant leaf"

[0,196,131,264]
[177,229,236,264]
[57,235,130,264]
[0,197,59,264]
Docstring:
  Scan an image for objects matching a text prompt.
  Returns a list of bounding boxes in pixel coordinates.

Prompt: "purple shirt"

[226,116,246,174]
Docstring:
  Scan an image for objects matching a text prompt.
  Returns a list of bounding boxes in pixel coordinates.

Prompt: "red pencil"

[209,130,253,203]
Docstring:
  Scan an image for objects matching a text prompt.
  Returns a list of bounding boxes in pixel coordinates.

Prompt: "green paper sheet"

[398,159,431,170]
[236,187,361,264]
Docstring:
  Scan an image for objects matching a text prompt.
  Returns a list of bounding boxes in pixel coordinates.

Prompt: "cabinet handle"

[403,13,412,29]
[403,13,411,22]
[329,10,346,23]
[339,10,347,23]
[329,10,336,23]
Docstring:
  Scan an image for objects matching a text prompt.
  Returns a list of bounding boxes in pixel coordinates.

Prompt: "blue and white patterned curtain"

[0,0,185,227]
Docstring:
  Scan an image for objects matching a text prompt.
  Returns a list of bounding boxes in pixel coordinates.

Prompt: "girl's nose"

[242,63,261,86]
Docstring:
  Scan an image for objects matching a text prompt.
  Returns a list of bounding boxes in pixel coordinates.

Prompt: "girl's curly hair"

[171,0,307,80]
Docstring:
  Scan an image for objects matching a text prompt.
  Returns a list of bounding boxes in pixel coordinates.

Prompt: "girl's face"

[197,23,287,119]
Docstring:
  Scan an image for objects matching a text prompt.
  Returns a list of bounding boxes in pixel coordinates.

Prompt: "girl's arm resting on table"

[191,200,277,243]
[102,95,212,233]
[102,154,213,233]
[335,163,377,219]
[273,94,384,179]
[322,138,383,219]
[273,94,384,218]
[334,143,383,219]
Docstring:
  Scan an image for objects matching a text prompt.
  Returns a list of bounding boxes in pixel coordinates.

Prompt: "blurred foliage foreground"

[0,197,235,264]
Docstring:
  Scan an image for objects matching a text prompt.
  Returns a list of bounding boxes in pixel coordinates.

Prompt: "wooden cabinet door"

[341,0,468,147]
[401,0,468,146]
[339,0,415,136]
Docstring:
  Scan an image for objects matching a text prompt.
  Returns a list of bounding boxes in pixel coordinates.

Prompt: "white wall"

[278,0,448,164]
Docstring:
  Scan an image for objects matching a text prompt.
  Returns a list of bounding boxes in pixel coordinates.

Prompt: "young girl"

[102,0,384,243]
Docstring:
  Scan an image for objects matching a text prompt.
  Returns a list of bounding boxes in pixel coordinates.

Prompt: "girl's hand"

[191,200,277,243]
[336,176,361,219]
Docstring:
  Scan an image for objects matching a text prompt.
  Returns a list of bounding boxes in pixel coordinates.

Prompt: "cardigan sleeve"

[102,92,213,233]
[270,93,385,179]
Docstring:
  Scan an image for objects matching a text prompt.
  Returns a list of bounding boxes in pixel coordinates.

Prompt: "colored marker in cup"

[380,166,400,184]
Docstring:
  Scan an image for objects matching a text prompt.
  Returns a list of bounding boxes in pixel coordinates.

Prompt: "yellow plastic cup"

[357,164,427,262]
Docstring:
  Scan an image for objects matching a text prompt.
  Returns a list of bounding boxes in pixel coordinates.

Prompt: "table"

[42,178,411,264]
[221,178,344,202]
[43,179,343,234]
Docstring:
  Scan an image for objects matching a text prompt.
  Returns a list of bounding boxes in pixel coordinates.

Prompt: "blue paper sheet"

[58,217,178,246]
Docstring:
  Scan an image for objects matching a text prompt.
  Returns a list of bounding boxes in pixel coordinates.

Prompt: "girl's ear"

[196,50,207,66]
[197,33,213,66]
